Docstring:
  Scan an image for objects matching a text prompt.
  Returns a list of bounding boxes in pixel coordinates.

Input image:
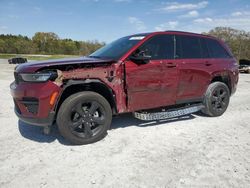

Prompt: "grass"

[0,53,78,61]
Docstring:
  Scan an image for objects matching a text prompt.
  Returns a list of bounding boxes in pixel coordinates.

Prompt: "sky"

[0,0,250,42]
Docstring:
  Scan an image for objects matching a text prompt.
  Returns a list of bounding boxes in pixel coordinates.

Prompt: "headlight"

[20,72,57,82]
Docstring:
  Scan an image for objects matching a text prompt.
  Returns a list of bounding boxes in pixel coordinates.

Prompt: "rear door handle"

[205,61,212,66]
[165,62,176,68]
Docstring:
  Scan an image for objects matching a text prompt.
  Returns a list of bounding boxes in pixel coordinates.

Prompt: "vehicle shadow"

[18,120,71,144]
[18,113,196,145]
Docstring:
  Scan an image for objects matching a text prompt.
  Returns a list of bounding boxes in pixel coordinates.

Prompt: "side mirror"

[129,54,151,64]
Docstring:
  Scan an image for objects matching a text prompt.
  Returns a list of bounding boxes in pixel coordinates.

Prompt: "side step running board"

[133,104,204,121]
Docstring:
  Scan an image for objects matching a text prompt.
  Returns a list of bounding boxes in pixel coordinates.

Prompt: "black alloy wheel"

[202,82,230,117]
[210,86,229,113]
[70,101,106,139]
[57,91,112,145]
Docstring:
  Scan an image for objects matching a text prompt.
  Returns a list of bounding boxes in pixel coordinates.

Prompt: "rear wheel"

[57,91,112,145]
[202,82,230,117]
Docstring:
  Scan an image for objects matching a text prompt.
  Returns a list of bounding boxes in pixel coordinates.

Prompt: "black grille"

[20,98,39,114]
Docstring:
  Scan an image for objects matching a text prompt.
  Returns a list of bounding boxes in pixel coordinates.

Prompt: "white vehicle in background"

[239,59,250,73]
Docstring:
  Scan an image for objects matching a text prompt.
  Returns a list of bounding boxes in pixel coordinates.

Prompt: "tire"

[56,91,112,145]
[202,82,230,117]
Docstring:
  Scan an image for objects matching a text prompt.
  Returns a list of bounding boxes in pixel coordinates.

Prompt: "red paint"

[10,81,61,118]
[125,59,178,111]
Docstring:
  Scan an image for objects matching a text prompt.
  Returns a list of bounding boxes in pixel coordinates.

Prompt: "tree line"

[0,27,250,60]
[204,27,250,60]
[0,32,105,55]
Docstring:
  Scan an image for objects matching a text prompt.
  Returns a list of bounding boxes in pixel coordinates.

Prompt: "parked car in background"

[10,31,239,145]
[8,57,27,64]
[239,59,250,73]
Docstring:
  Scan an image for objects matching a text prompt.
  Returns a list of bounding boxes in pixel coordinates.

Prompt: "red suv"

[10,31,239,145]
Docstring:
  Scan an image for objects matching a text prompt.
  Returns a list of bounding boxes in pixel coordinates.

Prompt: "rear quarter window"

[205,38,231,58]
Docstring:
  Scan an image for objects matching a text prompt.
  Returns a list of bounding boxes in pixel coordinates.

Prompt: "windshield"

[89,35,145,60]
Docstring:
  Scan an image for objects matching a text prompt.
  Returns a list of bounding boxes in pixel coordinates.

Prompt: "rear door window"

[200,38,210,58]
[175,35,202,59]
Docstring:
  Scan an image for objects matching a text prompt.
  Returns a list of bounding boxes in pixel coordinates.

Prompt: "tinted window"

[135,35,174,60]
[176,35,202,59]
[205,38,230,58]
[200,38,209,58]
[90,35,144,60]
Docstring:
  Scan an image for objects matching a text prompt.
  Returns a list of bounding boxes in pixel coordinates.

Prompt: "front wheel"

[57,91,112,145]
[202,82,230,117]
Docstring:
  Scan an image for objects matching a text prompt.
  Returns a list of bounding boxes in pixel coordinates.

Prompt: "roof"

[129,30,214,39]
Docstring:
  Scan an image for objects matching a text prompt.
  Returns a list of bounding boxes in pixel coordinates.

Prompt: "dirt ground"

[0,59,250,188]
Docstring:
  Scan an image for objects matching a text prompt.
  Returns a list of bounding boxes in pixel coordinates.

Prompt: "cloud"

[33,6,41,11]
[231,11,250,16]
[0,26,8,34]
[33,6,42,14]
[128,17,146,31]
[193,15,250,31]
[155,21,179,31]
[180,10,199,18]
[232,11,243,16]
[194,17,213,23]
[8,15,19,19]
[0,26,8,30]
[154,10,250,34]
[160,1,208,12]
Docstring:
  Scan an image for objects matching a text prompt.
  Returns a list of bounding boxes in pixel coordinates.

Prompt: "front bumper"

[15,108,55,126]
[10,81,61,126]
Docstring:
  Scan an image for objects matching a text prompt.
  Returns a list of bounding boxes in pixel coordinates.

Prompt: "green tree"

[204,27,250,60]
[32,32,59,54]
[0,32,104,55]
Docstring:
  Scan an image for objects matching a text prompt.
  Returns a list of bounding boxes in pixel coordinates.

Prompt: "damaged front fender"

[45,62,127,114]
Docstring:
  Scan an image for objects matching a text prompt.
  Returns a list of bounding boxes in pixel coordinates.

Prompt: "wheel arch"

[210,73,232,94]
[54,79,117,115]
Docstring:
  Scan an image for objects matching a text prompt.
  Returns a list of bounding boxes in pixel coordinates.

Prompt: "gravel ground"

[0,59,250,188]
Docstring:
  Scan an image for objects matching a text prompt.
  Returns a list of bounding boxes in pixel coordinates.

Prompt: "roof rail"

[164,30,215,38]
[165,30,200,35]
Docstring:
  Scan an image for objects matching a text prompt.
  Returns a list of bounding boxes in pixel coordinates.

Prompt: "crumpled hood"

[15,56,115,73]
